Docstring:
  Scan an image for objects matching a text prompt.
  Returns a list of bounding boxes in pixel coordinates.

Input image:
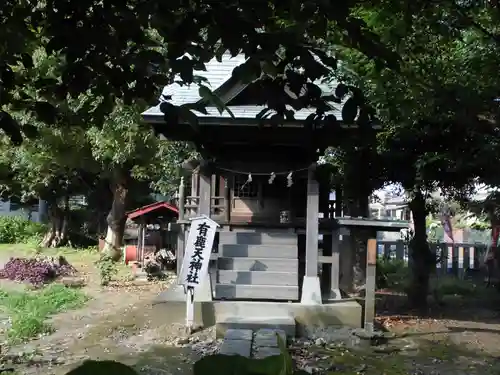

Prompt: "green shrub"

[431,276,478,297]
[96,253,118,285]
[0,283,88,342]
[0,216,47,244]
[376,257,410,291]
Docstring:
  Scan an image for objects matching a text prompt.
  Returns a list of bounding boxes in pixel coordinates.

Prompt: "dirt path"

[0,247,206,375]
[5,247,500,375]
[8,276,208,375]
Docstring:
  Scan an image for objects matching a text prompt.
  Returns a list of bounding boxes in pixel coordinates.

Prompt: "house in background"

[0,198,42,222]
[369,194,411,222]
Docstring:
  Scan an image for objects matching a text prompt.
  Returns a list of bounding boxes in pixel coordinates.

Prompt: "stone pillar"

[301,164,322,304]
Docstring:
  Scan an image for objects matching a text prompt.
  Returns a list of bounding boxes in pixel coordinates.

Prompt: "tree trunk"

[41,196,70,248]
[407,190,433,310]
[345,193,370,292]
[103,168,129,261]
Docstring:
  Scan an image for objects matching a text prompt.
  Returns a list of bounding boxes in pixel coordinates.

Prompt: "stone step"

[219,338,252,357]
[220,244,297,258]
[219,231,297,245]
[217,257,298,272]
[216,316,296,338]
[215,283,299,300]
[218,270,298,286]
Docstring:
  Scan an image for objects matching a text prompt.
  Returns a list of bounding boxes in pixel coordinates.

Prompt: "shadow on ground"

[59,336,500,375]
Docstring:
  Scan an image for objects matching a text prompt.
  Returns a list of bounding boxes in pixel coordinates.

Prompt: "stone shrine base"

[152,286,362,338]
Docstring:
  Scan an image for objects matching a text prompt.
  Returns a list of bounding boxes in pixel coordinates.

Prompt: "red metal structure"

[124,201,179,264]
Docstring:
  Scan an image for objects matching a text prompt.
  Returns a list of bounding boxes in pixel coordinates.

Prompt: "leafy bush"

[0,257,75,284]
[376,257,410,291]
[96,254,118,286]
[431,276,478,297]
[0,216,47,244]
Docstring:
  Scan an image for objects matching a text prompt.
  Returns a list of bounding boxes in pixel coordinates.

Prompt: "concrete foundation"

[153,287,362,338]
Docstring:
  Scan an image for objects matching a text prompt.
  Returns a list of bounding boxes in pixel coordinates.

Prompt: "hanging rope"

[216,166,309,176]
[217,166,309,188]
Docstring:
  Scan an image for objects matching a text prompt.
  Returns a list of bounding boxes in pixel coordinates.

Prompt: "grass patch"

[0,283,89,343]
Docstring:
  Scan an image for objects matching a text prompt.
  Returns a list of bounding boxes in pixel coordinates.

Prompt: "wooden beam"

[330,229,341,298]
[305,165,319,277]
[364,238,377,334]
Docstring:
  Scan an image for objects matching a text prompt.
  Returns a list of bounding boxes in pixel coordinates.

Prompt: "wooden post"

[176,224,185,275]
[335,185,343,217]
[198,164,212,216]
[364,238,377,334]
[178,177,185,221]
[224,177,230,223]
[301,163,322,304]
[190,169,199,216]
[330,229,341,299]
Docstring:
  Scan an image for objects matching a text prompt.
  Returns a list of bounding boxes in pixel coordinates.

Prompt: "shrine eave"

[142,110,381,130]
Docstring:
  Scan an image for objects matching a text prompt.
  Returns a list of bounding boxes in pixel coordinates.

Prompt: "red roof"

[126,201,179,220]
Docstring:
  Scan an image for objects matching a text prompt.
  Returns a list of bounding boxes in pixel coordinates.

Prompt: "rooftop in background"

[142,53,345,122]
[126,201,179,223]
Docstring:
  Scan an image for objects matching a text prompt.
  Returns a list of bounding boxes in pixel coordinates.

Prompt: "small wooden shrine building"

[142,54,408,334]
[123,201,179,265]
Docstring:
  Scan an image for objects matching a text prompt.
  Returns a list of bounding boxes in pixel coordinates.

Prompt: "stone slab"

[219,339,252,357]
[224,329,253,341]
[253,346,282,359]
[254,328,287,347]
[216,316,296,338]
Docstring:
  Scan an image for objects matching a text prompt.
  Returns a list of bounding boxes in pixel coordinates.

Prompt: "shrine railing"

[181,195,227,217]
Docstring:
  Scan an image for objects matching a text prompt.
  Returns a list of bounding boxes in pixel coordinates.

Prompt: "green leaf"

[21,53,34,69]
[341,97,358,124]
[181,103,209,115]
[198,86,235,118]
[277,333,293,375]
[262,61,279,77]
[215,45,227,62]
[0,66,15,89]
[256,108,270,119]
[270,113,284,127]
[178,106,200,130]
[0,111,22,145]
[34,78,59,90]
[21,124,39,139]
[335,84,348,99]
[232,60,262,84]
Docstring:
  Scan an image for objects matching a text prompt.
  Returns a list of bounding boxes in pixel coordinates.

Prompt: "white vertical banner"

[178,215,219,288]
[178,215,219,333]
